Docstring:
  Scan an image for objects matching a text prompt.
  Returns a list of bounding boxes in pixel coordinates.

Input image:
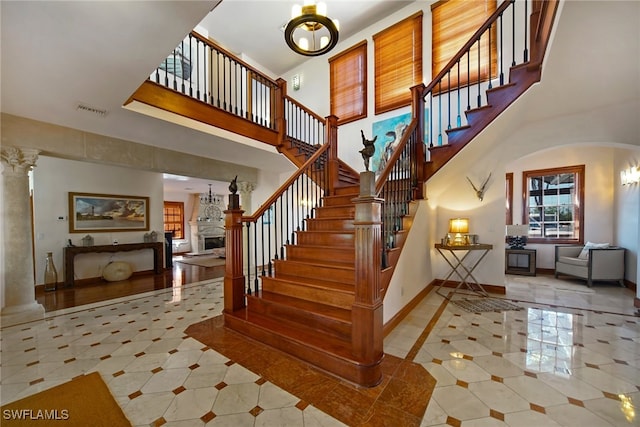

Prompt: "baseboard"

[433,279,506,295]
[383,283,434,337]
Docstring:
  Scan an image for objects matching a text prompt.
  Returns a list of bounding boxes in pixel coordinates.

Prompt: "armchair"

[555,244,625,287]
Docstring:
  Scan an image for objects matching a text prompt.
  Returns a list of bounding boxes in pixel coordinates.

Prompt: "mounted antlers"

[466,173,491,201]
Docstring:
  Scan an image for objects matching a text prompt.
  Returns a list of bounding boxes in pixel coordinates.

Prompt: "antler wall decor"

[466,172,492,201]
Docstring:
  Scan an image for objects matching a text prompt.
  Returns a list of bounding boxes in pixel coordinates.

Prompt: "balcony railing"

[150,32,326,149]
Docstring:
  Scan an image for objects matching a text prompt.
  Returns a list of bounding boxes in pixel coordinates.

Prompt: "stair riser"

[334,186,359,195]
[315,206,355,218]
[286,246,354,264]
[275,261,354,282]
[261,277,354,308]
[296,232,354,247]
[224,313,382,387]
[323,194,357,206]
[246,296,351,341]
[306,218,354,231]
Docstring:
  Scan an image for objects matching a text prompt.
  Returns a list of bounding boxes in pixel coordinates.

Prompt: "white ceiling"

[2,1,639,196]
[0,0,412,195]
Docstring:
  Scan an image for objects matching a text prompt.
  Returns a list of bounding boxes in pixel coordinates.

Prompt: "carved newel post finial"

[228,175,238,194]
[359,130,377,172]
[227,175,240,210]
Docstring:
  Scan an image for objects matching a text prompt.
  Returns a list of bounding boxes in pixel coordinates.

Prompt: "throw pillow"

[578,242,610,259]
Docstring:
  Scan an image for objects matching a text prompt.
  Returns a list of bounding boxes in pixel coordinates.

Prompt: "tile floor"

[1,275,638,426]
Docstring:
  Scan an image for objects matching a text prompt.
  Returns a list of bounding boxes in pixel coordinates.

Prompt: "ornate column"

[237,181,256,213]
[1,147,45,326]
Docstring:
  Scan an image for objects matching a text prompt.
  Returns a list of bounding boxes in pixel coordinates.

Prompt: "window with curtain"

[523,165,584,244]
[373,12,423,115]
[431,0,497,92]
[163,201,184,239]
[329,40,367,125]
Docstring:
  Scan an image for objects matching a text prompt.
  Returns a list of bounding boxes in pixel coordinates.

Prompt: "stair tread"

[254,291,352,323]
[286,243,353,250]
[227,309,354,357]
[276,258,354,271]
[265,274,354,293]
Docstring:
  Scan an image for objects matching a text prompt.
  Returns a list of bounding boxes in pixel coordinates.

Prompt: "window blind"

[373,12,423,114]
[432,0,496,92]
[329,41,367,125]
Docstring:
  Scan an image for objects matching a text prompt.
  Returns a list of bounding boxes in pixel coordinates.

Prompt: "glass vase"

[44,252,58,291]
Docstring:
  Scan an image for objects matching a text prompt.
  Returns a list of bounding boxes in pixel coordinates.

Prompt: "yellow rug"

[1,372,131,426]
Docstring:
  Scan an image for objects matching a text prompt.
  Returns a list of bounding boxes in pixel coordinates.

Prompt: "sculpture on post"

[228,175,238,194]
[359,130,377,172]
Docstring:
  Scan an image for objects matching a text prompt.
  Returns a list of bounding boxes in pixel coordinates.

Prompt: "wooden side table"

[435,243,493,298]
[505,248,536,276]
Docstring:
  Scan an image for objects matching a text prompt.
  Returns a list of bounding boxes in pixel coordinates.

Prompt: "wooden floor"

[36,259,225,312]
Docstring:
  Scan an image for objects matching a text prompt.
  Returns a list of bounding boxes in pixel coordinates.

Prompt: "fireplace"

[204,236,225,250]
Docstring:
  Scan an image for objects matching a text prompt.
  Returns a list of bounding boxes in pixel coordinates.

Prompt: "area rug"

[176,255,226,268]
[0,372,131,426]
[450,297,523,313]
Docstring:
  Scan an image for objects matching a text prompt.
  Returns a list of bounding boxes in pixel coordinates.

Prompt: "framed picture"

[371,109,429,174]
[69,192,150,233]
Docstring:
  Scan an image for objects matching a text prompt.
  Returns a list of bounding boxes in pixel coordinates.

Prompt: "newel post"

[224,193,245,313]
[325,114,339,195]
[412,83,426,200]
[352,171,384,380]
[275,78,287,145]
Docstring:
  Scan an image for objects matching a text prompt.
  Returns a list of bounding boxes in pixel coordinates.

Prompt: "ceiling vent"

[76,103,108,117]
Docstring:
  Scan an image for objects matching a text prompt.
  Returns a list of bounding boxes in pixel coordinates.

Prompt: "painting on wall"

[370,109,429,174]
[69,192,150,233]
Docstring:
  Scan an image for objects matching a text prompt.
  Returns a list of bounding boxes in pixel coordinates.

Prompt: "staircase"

[224,185,378,384]
[128,0,559,387]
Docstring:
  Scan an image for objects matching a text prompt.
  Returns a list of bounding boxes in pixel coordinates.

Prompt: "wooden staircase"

[224,184,387,386]
[128,0,559,388]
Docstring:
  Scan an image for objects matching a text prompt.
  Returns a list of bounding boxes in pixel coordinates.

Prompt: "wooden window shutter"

[373,12,423,115]
[432,0,497,92]
[329,40,367,125]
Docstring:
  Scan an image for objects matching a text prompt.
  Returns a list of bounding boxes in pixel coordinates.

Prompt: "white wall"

[613,149,640,295]
[32,156,164,285]
[506,145,618,269]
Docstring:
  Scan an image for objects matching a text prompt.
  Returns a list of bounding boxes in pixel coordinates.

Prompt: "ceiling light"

[284,1,339,56]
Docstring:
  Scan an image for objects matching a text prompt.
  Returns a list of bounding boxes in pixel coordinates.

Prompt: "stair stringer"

[425,64,543,180]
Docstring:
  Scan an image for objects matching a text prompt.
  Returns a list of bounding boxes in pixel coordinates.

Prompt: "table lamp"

[506,224,529,249]
[449,218,469,245]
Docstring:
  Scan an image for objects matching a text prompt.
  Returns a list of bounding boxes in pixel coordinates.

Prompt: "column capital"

[237,181,256,193]
[1,146,40,176]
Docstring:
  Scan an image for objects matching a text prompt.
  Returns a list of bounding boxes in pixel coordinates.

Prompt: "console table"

[435,243,493,298]
[63,242,163,287]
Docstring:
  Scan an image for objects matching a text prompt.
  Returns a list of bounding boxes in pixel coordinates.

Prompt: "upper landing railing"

[419,0,557,150]
[149,31,325,148]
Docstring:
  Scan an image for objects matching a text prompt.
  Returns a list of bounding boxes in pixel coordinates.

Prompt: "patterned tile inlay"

[1,275,638,427]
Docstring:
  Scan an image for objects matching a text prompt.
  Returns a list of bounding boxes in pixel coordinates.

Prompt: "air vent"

[76,103,108,117]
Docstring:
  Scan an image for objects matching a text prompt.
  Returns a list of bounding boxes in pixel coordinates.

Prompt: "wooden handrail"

[421,0,514,97]
[284,95,327,124]
[242,142,330,222]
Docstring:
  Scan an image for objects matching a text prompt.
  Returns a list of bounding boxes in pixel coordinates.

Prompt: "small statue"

[228,175,238,194]
[466,172,492,202]
[359,130,377,172]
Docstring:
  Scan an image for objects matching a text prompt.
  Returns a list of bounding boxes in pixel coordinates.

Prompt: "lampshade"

[505,224,529,236]
[285,1,339,57]
[449,218,469,234]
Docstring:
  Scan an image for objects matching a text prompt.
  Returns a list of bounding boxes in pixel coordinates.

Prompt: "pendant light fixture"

[284,1,339,56]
